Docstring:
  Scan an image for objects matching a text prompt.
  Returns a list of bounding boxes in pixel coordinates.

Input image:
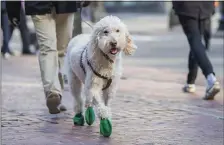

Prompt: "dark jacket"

[6,1,90,23]
[172,1,215,19]
[24,1,80,15]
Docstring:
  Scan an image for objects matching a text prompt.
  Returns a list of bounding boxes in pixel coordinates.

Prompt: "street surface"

[1,13,224,145]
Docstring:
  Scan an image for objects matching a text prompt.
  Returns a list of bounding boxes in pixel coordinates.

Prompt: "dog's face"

[92,16,137,57]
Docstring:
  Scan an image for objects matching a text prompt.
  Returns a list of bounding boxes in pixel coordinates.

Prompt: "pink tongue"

[111,48,117,54]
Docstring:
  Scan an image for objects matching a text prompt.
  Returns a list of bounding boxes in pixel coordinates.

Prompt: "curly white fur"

[65,15,137,119]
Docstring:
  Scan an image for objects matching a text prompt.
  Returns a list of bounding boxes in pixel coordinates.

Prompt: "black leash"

[80,48,86,75]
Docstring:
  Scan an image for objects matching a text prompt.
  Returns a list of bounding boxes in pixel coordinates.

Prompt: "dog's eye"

[116,29,120,32]
[104,30,109,34]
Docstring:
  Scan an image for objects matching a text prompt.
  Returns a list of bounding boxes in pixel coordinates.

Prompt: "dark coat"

[172,1,215,19]
[6,1,90,18]
[6,1,90,26]
[24,1,80,15]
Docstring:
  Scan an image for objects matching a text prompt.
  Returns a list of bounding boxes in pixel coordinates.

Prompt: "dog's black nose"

[110,41,117,47]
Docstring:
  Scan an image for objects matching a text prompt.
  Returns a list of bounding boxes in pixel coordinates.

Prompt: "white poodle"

[65,15,137,136]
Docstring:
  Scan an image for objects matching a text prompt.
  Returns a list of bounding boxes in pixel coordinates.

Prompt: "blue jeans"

[1,12,11,54]
[9,8,31,54]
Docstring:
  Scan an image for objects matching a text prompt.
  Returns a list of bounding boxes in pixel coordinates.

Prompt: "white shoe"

[203,81,220,100]
[2,52,11,59]
[183,84,196,93]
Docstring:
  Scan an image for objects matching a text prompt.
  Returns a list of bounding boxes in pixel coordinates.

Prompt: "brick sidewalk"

[1,56,223,145]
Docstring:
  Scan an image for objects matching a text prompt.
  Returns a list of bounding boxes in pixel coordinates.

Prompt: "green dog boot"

[100,118,112,137]
[85,107,95,126]
[73,113,84,126]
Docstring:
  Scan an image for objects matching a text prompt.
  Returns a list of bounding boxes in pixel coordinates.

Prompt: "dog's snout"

[110,41,117,47]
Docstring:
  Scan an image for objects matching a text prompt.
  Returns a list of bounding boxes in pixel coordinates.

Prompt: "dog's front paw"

[85,106,95,126]
[73,113,85,126]
[100,118,112,137]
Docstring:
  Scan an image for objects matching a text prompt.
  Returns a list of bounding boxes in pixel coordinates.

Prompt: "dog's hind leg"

[68,68,85,126]
[67,67,84,112]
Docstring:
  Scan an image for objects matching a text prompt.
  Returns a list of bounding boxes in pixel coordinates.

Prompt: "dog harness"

[80,47,113,90]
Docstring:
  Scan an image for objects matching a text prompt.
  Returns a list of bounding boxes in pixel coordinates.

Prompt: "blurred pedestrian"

[8,1,33,55]
[169,1,220,51]
[172,1,220,100]
[6,1,90,114]
[1,1,12,59]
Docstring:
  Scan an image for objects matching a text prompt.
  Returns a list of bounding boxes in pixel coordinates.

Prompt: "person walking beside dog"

[6,1,90,114]
[172,1,220,100]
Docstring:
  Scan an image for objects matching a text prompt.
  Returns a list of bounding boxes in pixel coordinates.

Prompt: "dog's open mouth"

[110,48,119,55]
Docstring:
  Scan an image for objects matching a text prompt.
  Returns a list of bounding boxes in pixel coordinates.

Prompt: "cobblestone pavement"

[1,56,223,145]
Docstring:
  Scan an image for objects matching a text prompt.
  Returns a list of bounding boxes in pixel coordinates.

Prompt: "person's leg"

[19,8,32,54]
[1,12,11,58]
[183,18,204,93]
[55,12,74,89]
[178,16,214,77]
[183,50,198,93]
[200,18,220,99]
[178,15,220,99]
[187,51,199,84]
[31,12,64,114]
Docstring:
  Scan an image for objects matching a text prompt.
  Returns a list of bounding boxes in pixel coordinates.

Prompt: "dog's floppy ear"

[123,31,137,55]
